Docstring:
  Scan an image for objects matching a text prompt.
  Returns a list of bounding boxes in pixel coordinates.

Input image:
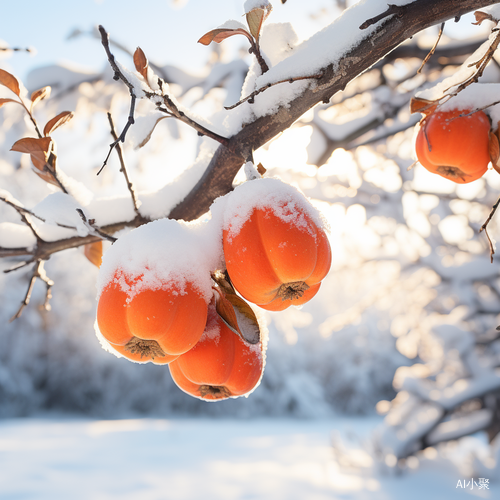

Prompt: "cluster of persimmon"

[412,97,500,184]
[95,178,332,401]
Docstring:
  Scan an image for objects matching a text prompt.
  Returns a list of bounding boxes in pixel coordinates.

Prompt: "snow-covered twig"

[10,260,53,322]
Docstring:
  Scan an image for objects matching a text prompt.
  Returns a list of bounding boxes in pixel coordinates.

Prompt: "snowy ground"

[0,416,497,500]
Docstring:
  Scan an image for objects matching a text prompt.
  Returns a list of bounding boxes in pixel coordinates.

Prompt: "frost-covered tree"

[1,0,500,469]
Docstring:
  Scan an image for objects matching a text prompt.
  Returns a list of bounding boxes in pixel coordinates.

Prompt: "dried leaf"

[84,241,103,267]
[256,162,267,175]
[492,128,500,175]
[198,28,253,46]
[213,285,260,345]
[473,11,495,25]
[0,68,20,96]
[43,111,74,137]
[30,86,51,111]
[225,293,260,344]
[246,9,266,40]
[409,96,437,116]
[133,47,149,82]
[136,116,167,148]
[0,98,21,108]
[11,137,58,186]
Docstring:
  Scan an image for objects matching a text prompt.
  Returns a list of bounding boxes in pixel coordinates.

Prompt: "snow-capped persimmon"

[223,200,332,311]
[169,305,264,400]
[96,271,208,364]
[415,108,491,184]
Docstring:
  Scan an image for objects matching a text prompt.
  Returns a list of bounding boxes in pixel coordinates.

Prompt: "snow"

[1,416,498,500]
[216,177,328,242]
[0,222,36,249]
[244,0,271,14]
[256,0,414,89]
[96,216,223,302]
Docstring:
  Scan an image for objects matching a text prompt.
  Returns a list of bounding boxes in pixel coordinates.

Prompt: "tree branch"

[169,0,500,221]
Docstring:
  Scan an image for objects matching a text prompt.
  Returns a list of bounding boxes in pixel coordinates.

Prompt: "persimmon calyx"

[199,385,232,399]
[435,165,467,181]
[125,337,166,359]
[277,281,310,301]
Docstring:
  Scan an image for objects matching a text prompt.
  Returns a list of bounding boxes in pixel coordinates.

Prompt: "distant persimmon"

[415,108,491,183]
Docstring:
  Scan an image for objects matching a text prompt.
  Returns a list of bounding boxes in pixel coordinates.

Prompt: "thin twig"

[146,87,230,147]
[480,195,500,263]
[444,28,500,99]
[98,25,136,171]
[10,260,53,322]
[418,23,445,73]
[0,193,79,233]
[0,194,42,241]
[0,46,32,53]
[249,39,269,75]
[224,73,324,110]
[76,209,117,243]
[106,112,142,218]
[359,3,408,30]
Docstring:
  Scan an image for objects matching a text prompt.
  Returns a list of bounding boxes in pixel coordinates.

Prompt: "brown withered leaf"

[246,9,265,40]
[0,98,21,108]
[30,86,51,111]
[491,130,500,175]
[213,285,260,345]
[133,47,149,82]
[473,11,496,25]
[409,96,438,116]
[43,111,74,137]
[256,162,267,175]
[0,68,20,96]
[84,241,103,267]
[198,28,253,46]
[11,137,58,186]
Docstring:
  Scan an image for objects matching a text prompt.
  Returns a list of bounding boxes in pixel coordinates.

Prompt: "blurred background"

[1,0,500,498]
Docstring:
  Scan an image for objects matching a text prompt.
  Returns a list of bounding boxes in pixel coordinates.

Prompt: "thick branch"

[169,0,500,221]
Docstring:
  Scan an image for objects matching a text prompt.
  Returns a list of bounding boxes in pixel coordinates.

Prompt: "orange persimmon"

[169,305,264,400]
[223,202,331,311]
[415,108,491,183]
[97,271,208,364]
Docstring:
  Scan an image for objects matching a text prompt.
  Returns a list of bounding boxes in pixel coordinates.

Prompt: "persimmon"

[96,271,208,364]
[223,200,332,311]
[415,108,491,184]
[169,305,264,400]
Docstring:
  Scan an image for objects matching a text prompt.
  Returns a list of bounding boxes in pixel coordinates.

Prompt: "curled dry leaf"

[30,86,51,111]
[473,11,497,25]
[410,96,438,116]
[43,111,74,137]
[256,162,267,175]
[198,28,253,46]
[11,137,59,186]
[133,47,149,83]
[0,68,20,97]
[0,98,21,108]
[84,241,103,267]
[246,5,272,40]
[212,278,261,345]
[491,128,500,175]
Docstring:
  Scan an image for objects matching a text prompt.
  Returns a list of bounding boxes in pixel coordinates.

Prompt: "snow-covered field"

[0,416,497,500]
